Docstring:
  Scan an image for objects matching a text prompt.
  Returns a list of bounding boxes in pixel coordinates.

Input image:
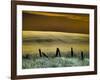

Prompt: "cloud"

[23,11,89,22]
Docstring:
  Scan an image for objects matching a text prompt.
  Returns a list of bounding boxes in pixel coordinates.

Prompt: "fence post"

[39,49,42,57]
[81,51,84,60]
[55,48,61,57]
[71,47,74,57]
[42,52,48,58]
[39,49,48,58]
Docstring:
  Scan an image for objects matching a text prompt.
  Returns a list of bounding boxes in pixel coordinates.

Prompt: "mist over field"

[22,31,89,69]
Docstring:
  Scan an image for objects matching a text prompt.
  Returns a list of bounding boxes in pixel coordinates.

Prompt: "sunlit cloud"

[23,11,89,22]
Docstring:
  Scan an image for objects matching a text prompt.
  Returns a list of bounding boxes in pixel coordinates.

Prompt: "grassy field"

[22,56,89,69]
[22,31,89,69]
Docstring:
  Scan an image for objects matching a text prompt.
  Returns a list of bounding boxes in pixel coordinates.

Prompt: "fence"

[38,47,84,60]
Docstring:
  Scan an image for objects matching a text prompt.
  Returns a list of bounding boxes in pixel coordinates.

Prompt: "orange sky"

[22,11,89,34]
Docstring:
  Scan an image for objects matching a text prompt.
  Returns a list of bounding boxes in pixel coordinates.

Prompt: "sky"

[22,11,89,34]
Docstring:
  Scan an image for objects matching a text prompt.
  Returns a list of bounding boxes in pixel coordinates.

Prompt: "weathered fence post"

[39,49,48,58]
[81,51,84,60]
[71,47,74,57]
[39,49,42,57]
[42,52,48,58]
[55,48,61,57]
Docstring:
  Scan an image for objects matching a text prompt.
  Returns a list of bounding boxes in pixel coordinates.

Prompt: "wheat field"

[22,31,89,69]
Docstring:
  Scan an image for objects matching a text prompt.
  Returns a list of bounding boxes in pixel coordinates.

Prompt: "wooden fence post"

[81,51,84,60]
[39,49,48,58]
[71,47,74,57]
[55,48,61,57]
[39,49,42,57]
[42,52,48,58]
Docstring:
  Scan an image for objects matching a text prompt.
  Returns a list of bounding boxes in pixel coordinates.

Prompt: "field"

[22,31,89,69]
